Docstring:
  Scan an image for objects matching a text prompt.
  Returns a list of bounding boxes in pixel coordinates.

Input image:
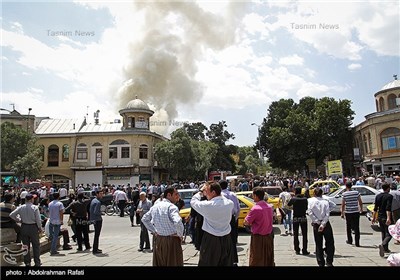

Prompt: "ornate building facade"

[35,97,167,188]
[353,76,400,176]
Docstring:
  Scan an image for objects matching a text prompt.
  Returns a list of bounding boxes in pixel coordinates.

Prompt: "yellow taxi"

[236,191,281,224]
[179,193,256,230]
[302,180,341,196]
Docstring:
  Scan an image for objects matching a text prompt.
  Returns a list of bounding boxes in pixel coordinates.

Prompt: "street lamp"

[27,108,32,132]
[251,123,264,164]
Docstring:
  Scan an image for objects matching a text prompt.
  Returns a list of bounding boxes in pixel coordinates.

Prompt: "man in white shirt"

[307,187,336,267]
[190,181,234,266]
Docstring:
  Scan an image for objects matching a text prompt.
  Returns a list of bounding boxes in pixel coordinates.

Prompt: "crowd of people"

[1,173,399,267]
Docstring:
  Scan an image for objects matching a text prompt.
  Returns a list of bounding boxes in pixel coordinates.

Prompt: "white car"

[323,185,380,213]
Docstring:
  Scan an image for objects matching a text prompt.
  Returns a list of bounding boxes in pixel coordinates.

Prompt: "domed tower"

[374,75,400,112]
[119,96,154,130]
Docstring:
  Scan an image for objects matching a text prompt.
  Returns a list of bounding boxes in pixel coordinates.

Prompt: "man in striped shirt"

[341,181,363,247]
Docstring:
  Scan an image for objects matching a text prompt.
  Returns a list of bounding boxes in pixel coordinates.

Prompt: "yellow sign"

[327,160,342,175]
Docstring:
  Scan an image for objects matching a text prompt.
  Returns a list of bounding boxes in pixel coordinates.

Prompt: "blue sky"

[1,1,399,146]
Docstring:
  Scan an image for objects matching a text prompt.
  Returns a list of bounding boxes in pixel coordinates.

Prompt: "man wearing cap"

[9,193,42,267]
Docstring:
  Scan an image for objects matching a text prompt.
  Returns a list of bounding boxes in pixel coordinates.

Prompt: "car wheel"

[105,205,115,216]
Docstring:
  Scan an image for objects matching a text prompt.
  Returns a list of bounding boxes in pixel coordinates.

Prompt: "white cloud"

[1,89,119,123]
[242,12,270,39]
[279,54,304,66]
[10,21,23,34]
[266,1,399,59]
[348,63,362,71]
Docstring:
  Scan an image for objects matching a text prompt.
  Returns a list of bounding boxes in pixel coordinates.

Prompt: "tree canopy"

[259,97,354,173]
[1,122,43,181]
[155,121,237,180]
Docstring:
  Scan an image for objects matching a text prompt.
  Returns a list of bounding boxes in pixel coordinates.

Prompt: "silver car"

[323,185,380,213]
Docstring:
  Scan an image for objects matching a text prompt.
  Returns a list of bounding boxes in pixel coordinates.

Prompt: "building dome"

[380,79,400,91]
[126,97,150,110]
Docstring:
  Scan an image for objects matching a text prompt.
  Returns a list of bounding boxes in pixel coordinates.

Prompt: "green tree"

[260,97,354,173]
[1,122,43,181]
[183,122,208,140]
[11,138,43,181]
[1,122,30,170]
[155,128,195,180]
[206,121,236,172]
[235,146,259,174]
[192,140,218,180]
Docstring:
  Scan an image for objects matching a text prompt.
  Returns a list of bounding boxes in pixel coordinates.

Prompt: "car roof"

[310,180,339,187]
[177,188,198,192]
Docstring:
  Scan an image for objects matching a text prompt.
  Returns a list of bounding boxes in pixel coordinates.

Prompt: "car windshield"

[240,195,255,204]
[327,188,343,197]
[178,190,196,199]
[262,187,282,197]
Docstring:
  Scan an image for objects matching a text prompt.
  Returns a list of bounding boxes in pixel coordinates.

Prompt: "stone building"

[353,76,400,176]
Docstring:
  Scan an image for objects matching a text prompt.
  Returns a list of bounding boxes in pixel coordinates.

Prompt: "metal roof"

[35,119,80,134]
[79,123,123,133]
[381,79,400,91]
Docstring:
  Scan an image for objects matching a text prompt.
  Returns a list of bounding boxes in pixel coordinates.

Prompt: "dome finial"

[135,95,138,99]
[394,74,398,80]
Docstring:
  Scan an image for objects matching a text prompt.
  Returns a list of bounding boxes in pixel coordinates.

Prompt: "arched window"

[48,145,59,167]
[110,139,129,145]
[77,143,88,160]
[379,97,385,112]
[109,139,130,159]
[388,94,397,110]
[62,144,69,162]
[381,127,400,152]
[139,144,148,159]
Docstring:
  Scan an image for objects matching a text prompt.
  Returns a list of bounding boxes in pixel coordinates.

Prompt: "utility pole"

[27,108,32,132]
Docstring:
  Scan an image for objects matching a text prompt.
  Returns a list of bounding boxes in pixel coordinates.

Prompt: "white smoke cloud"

[116,1,247,129]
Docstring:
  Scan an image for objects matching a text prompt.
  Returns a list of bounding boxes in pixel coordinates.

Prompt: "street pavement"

[34,213,395,267]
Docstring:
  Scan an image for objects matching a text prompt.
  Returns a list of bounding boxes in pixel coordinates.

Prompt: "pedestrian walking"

[307,187,336,267]
[47,192,64,255]
[341,181,363,247]
[288,186,309,255]
[90,190,104,254]
[65,192,91,251]
[372,183,393,257]
[136,192,152,251]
